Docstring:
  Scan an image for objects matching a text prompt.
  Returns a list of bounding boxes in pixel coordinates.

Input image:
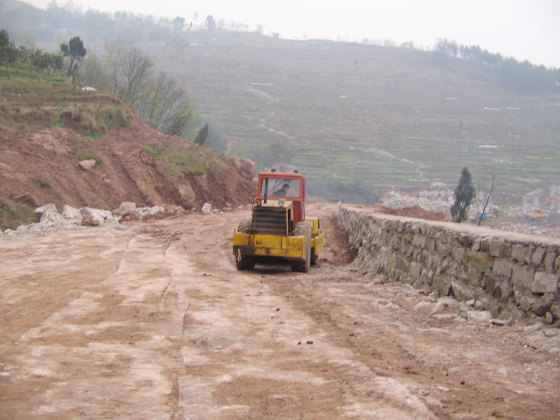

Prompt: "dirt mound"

[0,116,256,229]
[342,203,447,222]
[378,205,446,221]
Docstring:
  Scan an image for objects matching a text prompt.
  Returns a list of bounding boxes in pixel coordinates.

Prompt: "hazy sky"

[23,0,560,68]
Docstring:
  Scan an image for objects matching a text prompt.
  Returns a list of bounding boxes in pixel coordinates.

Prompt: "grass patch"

[0,198,39,230]
[143,143,165,160]
[78,152,104,165]
[105,109,130,129]
[68,137,104,165]
[144,142,229,177]
[32,177,52,190]
[52,117,65,128]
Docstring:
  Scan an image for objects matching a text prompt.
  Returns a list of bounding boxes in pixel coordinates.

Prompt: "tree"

[104,41,124,95]
[451,167,476,223]
[0,29,18,66]
[15,35,38,68]
[60,36,86,76]
[205,15,216,31]
[103,42,154,104]
[0,29,9,47]
[118,46,153,104]
[172,16,185,34]
[135,72,196,136]
[78,55,110,88]
[191,12,199,29]
[205,126,227,151]
[194,123,209,145]
[32,52,63,79]
[166,103,196,137]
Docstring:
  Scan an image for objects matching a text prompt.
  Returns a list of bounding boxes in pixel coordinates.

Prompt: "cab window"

[261,178,300,198]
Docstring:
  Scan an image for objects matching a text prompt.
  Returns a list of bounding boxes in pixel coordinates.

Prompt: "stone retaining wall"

[337,207,560,322]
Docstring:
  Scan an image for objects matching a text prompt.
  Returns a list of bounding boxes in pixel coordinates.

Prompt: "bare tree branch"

[478,174,495,226]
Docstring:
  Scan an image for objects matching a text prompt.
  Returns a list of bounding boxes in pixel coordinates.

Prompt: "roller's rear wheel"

[235,249,255,271]
[291,222,311,273]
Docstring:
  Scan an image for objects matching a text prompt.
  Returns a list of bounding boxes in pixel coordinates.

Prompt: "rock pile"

[381,190,454,215]
[2,202,168,235]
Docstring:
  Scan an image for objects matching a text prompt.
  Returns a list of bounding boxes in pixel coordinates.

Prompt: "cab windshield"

[261,178,300,198]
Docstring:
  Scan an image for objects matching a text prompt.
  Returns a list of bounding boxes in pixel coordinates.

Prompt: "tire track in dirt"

[158,212,437,418]
[1,228,193,418]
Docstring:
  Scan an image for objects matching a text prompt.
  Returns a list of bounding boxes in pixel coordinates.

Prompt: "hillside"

[0,67,256,229]
[2,1,559,206]
[144,31,560,204]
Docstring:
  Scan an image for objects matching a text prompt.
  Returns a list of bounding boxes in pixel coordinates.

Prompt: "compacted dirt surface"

[1,203,559,419]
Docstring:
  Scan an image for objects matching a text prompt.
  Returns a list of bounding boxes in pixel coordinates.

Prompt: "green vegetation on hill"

[435,39,560,94]
[1,28,133,136]
[143,142,229,177]
[0,64,132,136]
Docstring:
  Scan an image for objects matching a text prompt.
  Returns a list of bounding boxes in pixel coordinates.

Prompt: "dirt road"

[1,203,559,419]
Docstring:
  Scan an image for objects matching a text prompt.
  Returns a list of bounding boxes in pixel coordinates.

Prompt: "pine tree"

[61,36,86,77]
[194,123,209,145]
[451,167,476,223]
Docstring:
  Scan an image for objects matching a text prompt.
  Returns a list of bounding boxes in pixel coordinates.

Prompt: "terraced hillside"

[143,31,560,203]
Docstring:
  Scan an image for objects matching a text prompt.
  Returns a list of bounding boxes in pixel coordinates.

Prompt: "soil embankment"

[0,118,256,229]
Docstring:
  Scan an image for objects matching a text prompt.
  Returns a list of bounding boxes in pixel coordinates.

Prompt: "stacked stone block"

[338,207,560,322]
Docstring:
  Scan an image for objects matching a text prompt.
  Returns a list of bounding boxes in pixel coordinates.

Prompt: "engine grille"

[252,206,289,235]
